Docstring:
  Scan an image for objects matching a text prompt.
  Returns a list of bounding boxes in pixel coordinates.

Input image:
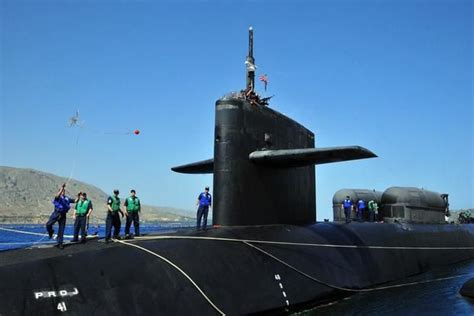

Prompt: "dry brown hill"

[0,166,193,224]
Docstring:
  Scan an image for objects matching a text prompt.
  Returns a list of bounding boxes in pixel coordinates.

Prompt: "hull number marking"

[34,288,79,300]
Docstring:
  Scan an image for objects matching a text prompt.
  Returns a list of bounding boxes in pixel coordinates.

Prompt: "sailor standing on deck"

[341,196,353,223]
[105,189,125,243]
[124,189,141,238]
[196,186,212,231]
[357,199,366,222]
[46,183,78,249]
[368,200,377,222]
[72,192,93,243]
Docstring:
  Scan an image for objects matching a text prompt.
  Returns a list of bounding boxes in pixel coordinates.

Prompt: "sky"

[1,0,472,220]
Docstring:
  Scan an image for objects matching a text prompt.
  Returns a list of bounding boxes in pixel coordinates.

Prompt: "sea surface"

[1,224,474,315]
[0,222,193,251]
[299,260,474,315]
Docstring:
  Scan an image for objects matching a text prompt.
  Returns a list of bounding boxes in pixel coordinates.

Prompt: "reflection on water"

[299,260,474,315]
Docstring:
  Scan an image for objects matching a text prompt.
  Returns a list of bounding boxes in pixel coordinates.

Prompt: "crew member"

[124,189,141,238]
[105,189,125,242]
[196,186,212,230]
[72,192,93,243]
[374,201,379,222]
[341,196,353,223]
[357,199,366,222]
[46,183,78,249]
[368,199,377,222]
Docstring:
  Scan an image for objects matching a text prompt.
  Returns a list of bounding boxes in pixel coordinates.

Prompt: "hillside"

[0,166,193,224]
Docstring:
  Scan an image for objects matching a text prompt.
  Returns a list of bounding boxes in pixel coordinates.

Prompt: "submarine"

[1,28,473,315]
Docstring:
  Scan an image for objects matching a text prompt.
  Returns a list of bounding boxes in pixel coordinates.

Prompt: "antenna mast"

[245,27,255,92]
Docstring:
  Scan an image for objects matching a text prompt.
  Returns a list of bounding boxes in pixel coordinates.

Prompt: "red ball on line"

[134,129,140,135]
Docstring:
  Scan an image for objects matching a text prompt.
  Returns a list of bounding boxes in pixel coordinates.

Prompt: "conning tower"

[172,27,377,226]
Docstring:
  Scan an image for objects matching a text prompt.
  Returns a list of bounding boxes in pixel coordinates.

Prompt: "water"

[0,222,193,251]
[298,260,474,315]
[2,224,474,315]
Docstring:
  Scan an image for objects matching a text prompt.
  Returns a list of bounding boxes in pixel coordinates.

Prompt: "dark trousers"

[357,207,365,222]
[105,212,121,240]
[344,207,352,223]
[73,215,87,241]
[196,205,209,230]
[125,212,140,236]
[46,210,66,245]
[369,210,375,222]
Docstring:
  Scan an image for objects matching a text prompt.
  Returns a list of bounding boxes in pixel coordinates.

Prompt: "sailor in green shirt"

[72,192,93,243]
[124,189,141,238]
[368,200,378,222]
[105,189,125,242]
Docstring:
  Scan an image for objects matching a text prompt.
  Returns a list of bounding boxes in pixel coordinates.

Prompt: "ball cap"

[205,186,209,190]
[113,189,119,194]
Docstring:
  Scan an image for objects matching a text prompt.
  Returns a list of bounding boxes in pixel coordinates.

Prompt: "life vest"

[368,200,375,210]
[110,196,121,212]
[358,200,366,209]
[75,199,90,215]
[126,197,140,212]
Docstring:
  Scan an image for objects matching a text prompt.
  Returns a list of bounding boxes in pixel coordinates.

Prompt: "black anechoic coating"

[214,97,316,226]
[1,223,474,315]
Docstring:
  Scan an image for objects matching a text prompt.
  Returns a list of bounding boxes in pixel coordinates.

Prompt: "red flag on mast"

[259,74,268,91]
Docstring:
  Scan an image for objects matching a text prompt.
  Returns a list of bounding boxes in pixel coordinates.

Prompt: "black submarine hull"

[1,223,473,315]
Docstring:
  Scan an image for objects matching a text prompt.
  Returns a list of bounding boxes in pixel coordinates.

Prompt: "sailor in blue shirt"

[46,183,78,249]
[341,196,353,223]
[196,186,212,231]
[357,199,366,222]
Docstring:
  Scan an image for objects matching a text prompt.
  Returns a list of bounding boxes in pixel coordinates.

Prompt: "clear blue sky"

[1,0,472,220]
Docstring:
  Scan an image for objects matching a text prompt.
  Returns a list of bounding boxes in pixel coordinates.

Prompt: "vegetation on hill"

[0,166,193,224]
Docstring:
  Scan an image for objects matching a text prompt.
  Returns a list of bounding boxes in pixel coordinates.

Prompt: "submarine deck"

[1,222,473,315]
